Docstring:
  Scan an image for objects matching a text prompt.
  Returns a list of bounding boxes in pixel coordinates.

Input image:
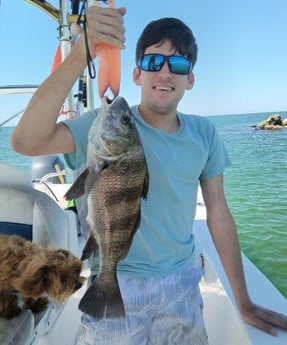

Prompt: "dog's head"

[17,249,86,303]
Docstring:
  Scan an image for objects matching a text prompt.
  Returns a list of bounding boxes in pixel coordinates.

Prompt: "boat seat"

[0,310,34,345]
[0,162,69,249]
[0,163,73,345]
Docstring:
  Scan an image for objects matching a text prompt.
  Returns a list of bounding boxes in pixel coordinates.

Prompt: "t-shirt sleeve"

[199,119,231,180]
[62,110,96,170]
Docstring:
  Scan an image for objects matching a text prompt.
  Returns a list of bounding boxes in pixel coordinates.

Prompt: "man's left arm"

[200,174,287,336]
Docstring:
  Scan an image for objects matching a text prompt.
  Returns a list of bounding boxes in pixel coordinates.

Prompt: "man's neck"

[138,105,179,133]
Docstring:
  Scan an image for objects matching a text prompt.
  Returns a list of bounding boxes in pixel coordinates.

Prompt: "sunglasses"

[138,54,192,75]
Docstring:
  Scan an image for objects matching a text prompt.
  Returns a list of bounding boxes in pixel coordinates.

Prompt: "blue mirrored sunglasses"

[138,54,192,75]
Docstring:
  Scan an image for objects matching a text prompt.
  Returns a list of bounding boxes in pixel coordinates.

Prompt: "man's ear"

[186,72,195,90]
[133,67,142,86]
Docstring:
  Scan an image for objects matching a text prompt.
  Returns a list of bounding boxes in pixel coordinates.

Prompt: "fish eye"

[121,115,130,125]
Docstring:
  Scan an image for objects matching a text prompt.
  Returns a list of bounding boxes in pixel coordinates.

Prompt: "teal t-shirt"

[63,105,230,277]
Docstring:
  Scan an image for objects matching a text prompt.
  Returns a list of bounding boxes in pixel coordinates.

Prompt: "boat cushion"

[0,184,70,248]
[0,221,32,241]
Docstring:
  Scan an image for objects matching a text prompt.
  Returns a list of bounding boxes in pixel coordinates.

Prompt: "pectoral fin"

[65,161,109,200]
[64,168,90,200]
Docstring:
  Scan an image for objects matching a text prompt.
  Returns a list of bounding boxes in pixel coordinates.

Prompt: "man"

[12,5,287,345]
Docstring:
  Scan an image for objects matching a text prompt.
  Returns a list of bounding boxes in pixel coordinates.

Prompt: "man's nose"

[159,61,171,75]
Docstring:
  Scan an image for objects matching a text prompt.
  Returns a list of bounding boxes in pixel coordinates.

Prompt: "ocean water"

[1,111,287,299]
[208,111,287,299]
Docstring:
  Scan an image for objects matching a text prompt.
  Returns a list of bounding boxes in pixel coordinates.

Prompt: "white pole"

[58,0,77,118]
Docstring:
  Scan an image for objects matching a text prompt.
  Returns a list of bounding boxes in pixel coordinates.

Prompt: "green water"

[208,111,287,298]
[0,127,32,172]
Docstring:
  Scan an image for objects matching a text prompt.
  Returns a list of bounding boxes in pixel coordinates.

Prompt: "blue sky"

[0,0,286,126]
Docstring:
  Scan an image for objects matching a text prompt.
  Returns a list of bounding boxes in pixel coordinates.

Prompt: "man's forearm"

[207,210,252,312]
[11,39,87,155]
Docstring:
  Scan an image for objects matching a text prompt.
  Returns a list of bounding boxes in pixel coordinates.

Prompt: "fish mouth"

[102,96,131,112]
[102,96,114,105]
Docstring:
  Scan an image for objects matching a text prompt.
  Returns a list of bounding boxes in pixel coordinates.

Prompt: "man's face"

[133,39,194,115]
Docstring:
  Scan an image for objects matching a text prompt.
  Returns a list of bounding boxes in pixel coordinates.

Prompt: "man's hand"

[79,5,126,58]
[241,301,287,336]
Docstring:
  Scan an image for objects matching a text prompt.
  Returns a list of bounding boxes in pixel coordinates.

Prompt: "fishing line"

[77,0,96,79]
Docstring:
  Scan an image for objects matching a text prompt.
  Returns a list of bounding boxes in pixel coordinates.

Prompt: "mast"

[58,0,76,118]
[22,1,95,117]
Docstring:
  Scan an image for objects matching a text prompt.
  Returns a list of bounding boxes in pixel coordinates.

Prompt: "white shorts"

[77,264,208,345]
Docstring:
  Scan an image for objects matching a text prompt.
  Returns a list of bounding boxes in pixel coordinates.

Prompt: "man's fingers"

[71,23,82,36]
[243,305,287,336]
[86,7,126,48]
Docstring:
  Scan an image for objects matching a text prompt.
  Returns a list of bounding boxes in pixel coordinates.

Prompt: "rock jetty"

[257,114,287,130]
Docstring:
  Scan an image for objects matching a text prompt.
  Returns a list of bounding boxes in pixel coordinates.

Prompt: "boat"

[0,161,287,345]
[1,1,287,344]
[0,85,39,127]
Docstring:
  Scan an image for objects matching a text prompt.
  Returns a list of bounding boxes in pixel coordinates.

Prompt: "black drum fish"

[65,96,149,318]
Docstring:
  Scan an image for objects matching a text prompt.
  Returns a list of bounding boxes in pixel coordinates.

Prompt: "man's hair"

[136,17,198,70]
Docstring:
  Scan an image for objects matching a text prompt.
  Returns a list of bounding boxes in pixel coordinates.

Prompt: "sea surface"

[1,111,287,299]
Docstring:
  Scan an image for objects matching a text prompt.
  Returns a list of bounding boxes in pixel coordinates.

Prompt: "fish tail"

[79,274,125,318]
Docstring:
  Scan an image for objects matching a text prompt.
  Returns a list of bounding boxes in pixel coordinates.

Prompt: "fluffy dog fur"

[0,234,86,319]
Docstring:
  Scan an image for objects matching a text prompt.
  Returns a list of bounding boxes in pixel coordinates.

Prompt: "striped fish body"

[65,97,149,318]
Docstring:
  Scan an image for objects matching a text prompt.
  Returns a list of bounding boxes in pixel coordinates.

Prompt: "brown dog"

[0,234,86,319]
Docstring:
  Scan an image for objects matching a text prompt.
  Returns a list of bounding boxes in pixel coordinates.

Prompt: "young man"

[12,5,287,345]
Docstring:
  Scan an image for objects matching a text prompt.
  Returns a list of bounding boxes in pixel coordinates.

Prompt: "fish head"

[103,96,135,139]
[89,96,140,159]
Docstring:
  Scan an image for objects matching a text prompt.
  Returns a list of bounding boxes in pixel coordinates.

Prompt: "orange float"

[94,0,121,98]
[51,0,121,99]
